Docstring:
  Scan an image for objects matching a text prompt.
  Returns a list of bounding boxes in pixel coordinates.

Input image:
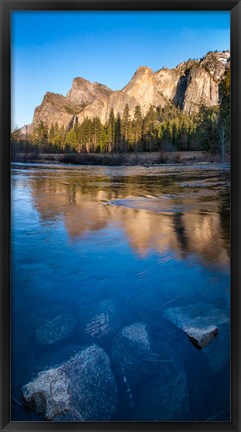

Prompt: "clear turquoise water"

[11,163,230,422]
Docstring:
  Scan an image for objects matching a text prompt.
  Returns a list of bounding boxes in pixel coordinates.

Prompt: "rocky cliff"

[22,50,230,134]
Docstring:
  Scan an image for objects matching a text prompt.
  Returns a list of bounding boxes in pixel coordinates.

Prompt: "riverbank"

[11,151,228,166]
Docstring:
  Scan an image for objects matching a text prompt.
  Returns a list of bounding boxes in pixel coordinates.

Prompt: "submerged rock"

[36,311,77,345]
[132,366,189,421]
[183,325,218,349]
[111,323,153,387]
[123,324,190,421]
[203,321,230,373]
[163,303,229,349]
[33,344,83,374]
[22,344,117,421]
[79,299,122,342]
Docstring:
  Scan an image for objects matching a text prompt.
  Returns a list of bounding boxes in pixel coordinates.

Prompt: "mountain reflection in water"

[26,164,230,268]
[11,163,230,422]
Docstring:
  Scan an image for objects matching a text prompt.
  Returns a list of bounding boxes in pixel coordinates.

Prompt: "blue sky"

[11,11,230,128]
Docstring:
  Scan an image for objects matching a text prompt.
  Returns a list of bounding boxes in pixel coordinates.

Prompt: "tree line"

[12,70,230,157]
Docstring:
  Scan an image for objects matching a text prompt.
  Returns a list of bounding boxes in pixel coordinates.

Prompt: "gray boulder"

[163,303,229,349]
[111,323,153,387]
[183,325,218,349]
[22,344,117,421]
[36,311,77,345]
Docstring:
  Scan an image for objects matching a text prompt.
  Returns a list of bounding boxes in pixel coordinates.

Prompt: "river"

[11,162,230,422]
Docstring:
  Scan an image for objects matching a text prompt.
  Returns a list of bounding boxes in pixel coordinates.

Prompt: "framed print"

[0,0,241,431]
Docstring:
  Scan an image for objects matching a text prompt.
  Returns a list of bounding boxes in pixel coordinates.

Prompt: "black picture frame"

[0,0,240,431]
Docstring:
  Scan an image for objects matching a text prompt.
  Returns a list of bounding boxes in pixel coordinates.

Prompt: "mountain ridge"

[20,50,230,135]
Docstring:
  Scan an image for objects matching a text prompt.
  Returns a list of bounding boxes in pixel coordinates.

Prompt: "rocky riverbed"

[16,298,230,421]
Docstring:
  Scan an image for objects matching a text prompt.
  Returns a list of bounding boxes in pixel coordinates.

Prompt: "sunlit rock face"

[26,50,229,132]
[121,66,166,114]
[200,51,230,81]
[155,67,185,107]
[66,77,113,106]
[31,92,74,131]
[182,67,220,113]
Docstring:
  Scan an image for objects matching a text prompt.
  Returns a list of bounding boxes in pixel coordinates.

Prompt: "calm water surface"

[11,163,230,421]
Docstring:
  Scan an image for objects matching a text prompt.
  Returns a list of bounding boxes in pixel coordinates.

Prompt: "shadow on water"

[11,163,230,422]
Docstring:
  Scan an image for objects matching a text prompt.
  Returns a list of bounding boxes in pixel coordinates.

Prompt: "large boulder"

[36,311,78,346]
[78,299,122,343]
[163,303,229,349]
[12,344,83,410]
[22,344,117,421]
[111,323,153,387]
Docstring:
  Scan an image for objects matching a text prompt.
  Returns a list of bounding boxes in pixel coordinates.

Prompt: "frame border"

[0,1,240,431]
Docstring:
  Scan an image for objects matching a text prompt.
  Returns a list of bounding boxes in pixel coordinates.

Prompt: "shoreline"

[11,151,228,166]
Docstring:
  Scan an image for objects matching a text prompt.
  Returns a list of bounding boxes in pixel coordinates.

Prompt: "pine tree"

[115,113,122,152]
[196,105,219,153]
[219,69,230,157]
[90,117,101,152]
[49,124,55,144]
[58,125,66,151]
[33,121,49,151]
[65,127,78,150]
[143,105,157,152]
[133,105,143,151]
[106,108,115,153]
[122,104,131,151]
